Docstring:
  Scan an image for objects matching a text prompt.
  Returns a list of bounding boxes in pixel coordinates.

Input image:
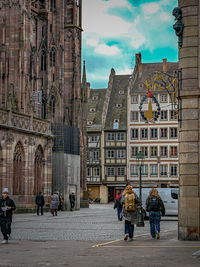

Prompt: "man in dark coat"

[0,188,16,244]
[69,192,75,211]
[35,192,45,216]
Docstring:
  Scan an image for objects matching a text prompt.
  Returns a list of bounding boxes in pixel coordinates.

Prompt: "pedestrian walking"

[58,193,64,211]
[35,192,45,216]
[146,188,165,239]
[0,188,16,244]
[69,192,75,211]
[114,191,122,221]
[50,192,59,216]
[121,185,140,241]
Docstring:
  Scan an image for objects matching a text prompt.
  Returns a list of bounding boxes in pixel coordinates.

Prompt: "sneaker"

[129,237,134,241]
[7,234,11,240]
[124,234,129,241]
[2,240,8,244]
[156,232,160,239]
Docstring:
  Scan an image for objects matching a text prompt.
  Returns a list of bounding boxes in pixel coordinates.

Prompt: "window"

[107,133,115,141]
[117,133,125,141]
[141,95,148,103]
[138,83,143,89]
[107,150,115,158]
[170,128,177,138]
[131,129,138,139]
[151,128,158,139]
[160,128,168,138]
[50,47,56,67]
[50,0,56,11]
[107,167,115,176]
[150,164,158,176]
[131,111,138,121]
[89,136,98,142]
[140,147,148,157]
[131,165,138,176]
[93,168,100,177]
[160,165,167,176]
[92,96,98,101]
[170,165,178,176]
[141,165,148,176]
[160,146,168,157]
[93,151,99,161]
[150,147,157,157]
[170,146,177,157]
[90,108,96,113]
[116,103,122,109]
[160,111,167,120]
[131,147,138,157]
[170,110,177,120]
[87,121,93,125]
[171,189,179,199]
[141,128,148,139]
[50,24,52,32]
[41,49,47,71]
[117,167,125,176]
[161,94,167,103]
[131,95,138,103]
[87,168,91,177]
[117,150,125,158]
[119,90,124,95]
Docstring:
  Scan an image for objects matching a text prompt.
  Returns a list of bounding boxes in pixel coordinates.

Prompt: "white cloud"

[129,16,146,49]
[86,38,99,47]
[141,3,160,15]
[95,44,120,55]
[83,0,132,37]
[117,67,132,75]
[159,12,171,22]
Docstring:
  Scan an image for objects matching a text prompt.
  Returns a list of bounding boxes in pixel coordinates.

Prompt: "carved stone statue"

[172,7,184,47]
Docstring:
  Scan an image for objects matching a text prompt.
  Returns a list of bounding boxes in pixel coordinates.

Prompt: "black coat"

[69,194,75,203]
[0,196,16,218]
[146,196,165,215]
[35,194,45,206]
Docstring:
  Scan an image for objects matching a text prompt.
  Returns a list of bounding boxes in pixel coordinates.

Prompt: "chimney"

[135,52,142,64]
[163,58,167,72]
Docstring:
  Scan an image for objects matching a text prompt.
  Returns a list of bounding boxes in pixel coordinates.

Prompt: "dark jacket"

[69,193,75,203]
[35,194,45,206]
[146,196,165,215]
[114,195,122,210]
[0,196,16,218]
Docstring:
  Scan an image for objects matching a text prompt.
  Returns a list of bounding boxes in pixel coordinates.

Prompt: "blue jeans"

[117,207,122,221]
[125,220,134,238]
[149,211,161,238]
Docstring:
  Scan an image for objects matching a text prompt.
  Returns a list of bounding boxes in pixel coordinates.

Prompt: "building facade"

[0,0,84,210]
[127,53,179,188]
[86,69,130,203]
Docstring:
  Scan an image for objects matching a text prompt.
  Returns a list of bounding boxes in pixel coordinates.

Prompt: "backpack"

[149,196,159,211]
[125,193,135,211]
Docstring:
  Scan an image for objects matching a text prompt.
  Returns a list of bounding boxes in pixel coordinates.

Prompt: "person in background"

[0,188,16,244]
[35,192,45,216]
[121,185,140,241]
[114,191,122,221]
[146,188,165,239]
[50,191,59,216]
[69,192,75,211]
[58,193,64,211]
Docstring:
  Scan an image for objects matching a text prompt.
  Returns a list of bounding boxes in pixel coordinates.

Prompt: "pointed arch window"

[41,48,47,71]
[49,95,56,118]
[50,0,56,11]
[50,47,56,67]
[34,145,44,195]
[13,142,25,195]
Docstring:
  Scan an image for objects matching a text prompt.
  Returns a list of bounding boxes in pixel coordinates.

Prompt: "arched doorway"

[34,145,44,195]
[13,142,25,195]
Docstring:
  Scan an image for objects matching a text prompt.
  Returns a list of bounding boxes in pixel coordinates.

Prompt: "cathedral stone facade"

[0,0,85,210]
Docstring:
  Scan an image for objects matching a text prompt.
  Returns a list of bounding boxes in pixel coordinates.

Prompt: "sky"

[82,0,178,89]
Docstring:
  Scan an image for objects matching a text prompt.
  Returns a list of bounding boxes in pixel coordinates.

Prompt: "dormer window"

[116,104,122,109]
[119,90,124,95]
[114,119,119,123]
[92,96,98,101]
[90,108,96,113]
[87,121,93,125]
[138,83,143,89]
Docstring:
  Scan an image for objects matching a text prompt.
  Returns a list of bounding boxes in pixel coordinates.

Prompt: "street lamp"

[136,151,145,227]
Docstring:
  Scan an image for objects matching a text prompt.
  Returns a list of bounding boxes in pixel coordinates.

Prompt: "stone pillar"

[178,0,200,240]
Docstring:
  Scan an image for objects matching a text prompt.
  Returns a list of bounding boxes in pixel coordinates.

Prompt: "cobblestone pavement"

[11,204,177,241]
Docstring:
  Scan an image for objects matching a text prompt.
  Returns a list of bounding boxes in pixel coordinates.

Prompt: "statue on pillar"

[172,7,184,47]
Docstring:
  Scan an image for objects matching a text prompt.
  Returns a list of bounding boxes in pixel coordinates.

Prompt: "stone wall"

[178,0,200,240]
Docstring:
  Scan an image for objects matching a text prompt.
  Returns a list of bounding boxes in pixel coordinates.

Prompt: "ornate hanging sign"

[139,91,160,123]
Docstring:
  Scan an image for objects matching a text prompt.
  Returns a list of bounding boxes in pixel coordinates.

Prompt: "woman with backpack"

[121,185,140,241]
[146,188,165,239]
